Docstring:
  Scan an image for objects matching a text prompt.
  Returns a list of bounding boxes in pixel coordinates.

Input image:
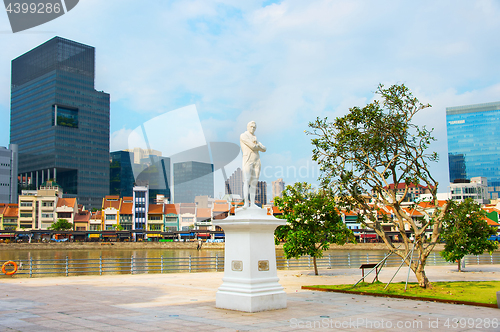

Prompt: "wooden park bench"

[359,263,380,282]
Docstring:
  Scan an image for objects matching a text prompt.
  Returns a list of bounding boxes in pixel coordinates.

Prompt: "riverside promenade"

[0,265,498,331]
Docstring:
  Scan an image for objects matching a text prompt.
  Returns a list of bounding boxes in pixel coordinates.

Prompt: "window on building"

[89,225,101,231]
[20,202,32,207]
[53,105,78,128]
[149,224,162,231]
[20,213,32,218]
[105,214,116,220]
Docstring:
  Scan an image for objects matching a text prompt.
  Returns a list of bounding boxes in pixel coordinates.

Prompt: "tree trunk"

[457,259,461,272]
[313,256,318,275]
[414,262,430,288]
[412,240,431,288]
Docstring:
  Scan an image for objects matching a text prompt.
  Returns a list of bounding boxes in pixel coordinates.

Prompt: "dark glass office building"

[10,37,110,209]
[173,161,213,203]
[135,155,171,204]
[256,180,267,207]
[110,151,134,197]
[446,101,500,199]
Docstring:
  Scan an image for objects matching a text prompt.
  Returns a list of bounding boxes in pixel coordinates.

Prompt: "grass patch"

[307,281,499,306]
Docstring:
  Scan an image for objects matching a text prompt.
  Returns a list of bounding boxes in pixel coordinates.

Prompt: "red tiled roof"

[483,216,499,226]
[120,201,133,215]
[165,204,180,215]
[148,204,163,214]
[384,183,427,190]
[57,198,77,208]
[4,204,18,218]
[74,211,90,223]
[180,207,196,215]
[0,203,7,215]
[417,200,447,209]
[401,207,424,217]
[342,210,357,216]
[91,211,102,219]
[272,206,283,214]
[197,208,211,219]
[102,196,120,209]
[213,203,229,213]
[483,207,500,214]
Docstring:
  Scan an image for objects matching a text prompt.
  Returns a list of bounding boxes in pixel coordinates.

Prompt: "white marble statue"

[240,121,266,209]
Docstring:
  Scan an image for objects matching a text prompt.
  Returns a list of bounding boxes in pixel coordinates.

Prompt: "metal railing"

[2,252,499,278]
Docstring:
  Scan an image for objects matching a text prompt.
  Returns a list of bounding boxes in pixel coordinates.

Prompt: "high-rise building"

[10,37,110,210]
[271,178,285,203]
[125,148,162,165]
[256,181,267,207]
[446,101,500,199]
[225,167,243,198]
[133,185,148,240]
[173,161,214,203]
[135,155,171,204]
[450,177,489,204]
[0,144,18,204]
[110,151,134,197]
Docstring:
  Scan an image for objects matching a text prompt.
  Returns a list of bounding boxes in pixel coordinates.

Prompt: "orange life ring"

[2,261,17,275]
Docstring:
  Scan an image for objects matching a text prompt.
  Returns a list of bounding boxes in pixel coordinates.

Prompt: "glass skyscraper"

[10,37,110,209]
[446,101,500,199]
[173,161,214,203]
[110,151,135,197]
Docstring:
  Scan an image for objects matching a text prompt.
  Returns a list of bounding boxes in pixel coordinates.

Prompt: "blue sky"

[1,0,500,197]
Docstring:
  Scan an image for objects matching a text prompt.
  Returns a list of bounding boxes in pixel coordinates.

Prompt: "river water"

[1,248,498,278]
[0,248,387,261]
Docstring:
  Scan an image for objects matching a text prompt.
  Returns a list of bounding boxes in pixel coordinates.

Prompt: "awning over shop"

[358,234,377,239]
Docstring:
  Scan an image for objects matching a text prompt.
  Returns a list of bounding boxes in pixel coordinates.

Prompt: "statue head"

[247,121,256,134]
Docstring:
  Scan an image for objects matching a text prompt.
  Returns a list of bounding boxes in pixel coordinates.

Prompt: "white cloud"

[110,128,134,152]
[2,0,500,196]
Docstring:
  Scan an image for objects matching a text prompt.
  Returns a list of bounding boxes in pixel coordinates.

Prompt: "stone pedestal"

[214,207,287,312]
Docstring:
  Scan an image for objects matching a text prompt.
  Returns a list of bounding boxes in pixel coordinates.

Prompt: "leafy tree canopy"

[49,219,73,231]
[307,83,447,287]
[274,182,354,275]
[440,198,498,271]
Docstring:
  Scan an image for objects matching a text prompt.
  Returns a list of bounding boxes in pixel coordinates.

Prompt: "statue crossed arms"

[240,121,266,209]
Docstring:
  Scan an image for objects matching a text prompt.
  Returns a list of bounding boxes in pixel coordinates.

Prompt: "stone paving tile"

[0,266,499,331]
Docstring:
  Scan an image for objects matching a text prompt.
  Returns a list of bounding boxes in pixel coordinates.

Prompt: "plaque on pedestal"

[214,207,287,312]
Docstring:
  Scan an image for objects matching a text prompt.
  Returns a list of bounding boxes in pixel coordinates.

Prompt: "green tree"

[274,182,354,275]
[49,219,73,231]
[308,83,448,288]
[440,198,498,272]
[114,224,124,231]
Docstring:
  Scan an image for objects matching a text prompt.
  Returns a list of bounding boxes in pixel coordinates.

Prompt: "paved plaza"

[0,264,498,331]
